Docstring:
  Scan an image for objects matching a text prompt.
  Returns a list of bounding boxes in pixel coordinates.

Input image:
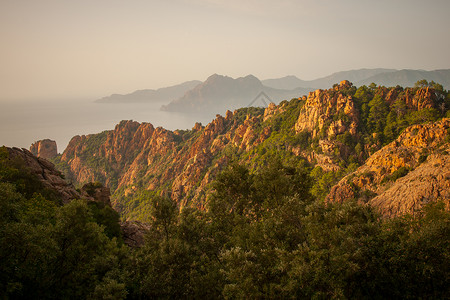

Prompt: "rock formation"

[120,221,151,248]
[30,139,57,159]
[80,182,112,206]
[3,146,150,247]
[295,80,358,137]
[56,81,448,219]
[327,118,450,217]
[5,147,79,203]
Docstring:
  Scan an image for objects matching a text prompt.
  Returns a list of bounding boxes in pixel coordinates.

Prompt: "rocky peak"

[236,74,264,88]
[30,139,57,159]
[408,87,437,110]
[337,80,352,89]
[294,83,358,138]
[192,122,203,131]
[225,110,234,121]
[263,102,287,121]
[205,114,227,136]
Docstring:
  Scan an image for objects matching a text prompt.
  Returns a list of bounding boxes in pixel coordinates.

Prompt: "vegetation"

[1,147,449,298]
[0,147,128,298]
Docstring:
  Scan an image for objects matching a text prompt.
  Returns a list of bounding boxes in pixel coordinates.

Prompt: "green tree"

[414,79,429,88]
[149,195,178,240]
[368,94,389,139]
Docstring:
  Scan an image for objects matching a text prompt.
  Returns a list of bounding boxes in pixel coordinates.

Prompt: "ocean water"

[0,99,215,152]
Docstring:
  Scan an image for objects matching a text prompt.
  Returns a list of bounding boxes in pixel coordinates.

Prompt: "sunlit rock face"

[327,118,450,218]
[30,139,57,159]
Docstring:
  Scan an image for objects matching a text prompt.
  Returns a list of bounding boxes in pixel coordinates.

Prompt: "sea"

[0,99,215,153]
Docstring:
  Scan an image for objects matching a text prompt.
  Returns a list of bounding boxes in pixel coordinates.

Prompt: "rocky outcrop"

[6,147,80,203]
[30,139,57,159]
[81,182,112,206]
[120,221,151,248]
[295,80,358,137]
[263,102,285,121]
[327,118,450,217]
[369,152,449,217]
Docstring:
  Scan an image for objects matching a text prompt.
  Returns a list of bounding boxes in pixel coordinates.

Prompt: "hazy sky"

[1,0,449,101]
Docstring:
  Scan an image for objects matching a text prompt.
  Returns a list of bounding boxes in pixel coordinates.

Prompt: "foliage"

[381,166,410,183]
[0,152,128,299]
[0,147,60,203]
[1,145,450,298]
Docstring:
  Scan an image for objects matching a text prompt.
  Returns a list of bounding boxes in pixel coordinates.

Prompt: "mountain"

[356,69,450,89]
[263,68,396,90]
[95,68,450,111]
[52,80,449,220]
[262,75,310,90]
[306,68,397,88]
[160,74,311,114]
[262,69,450,91]
[95,80,201,103]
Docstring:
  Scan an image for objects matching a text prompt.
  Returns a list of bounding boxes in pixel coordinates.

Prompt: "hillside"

[327,118,450,217]
[53,80,450,220]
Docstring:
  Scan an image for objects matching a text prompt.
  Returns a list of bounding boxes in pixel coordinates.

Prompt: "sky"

[1,0,449,101]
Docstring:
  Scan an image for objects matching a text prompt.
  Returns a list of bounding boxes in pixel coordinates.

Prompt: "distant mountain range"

[97,68,450,115]
[96,80,201,103]
[160,74,309,113]
[261,68,396,90]
[355,69,450,88]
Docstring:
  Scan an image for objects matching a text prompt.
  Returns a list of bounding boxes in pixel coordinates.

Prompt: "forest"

[1,142,449,299]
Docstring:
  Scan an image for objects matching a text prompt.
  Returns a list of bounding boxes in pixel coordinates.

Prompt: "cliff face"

[327,119,450,217]
[30,139,57,159]
[57,81,448,219]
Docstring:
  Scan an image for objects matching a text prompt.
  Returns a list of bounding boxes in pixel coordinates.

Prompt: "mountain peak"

[205,73,232,82]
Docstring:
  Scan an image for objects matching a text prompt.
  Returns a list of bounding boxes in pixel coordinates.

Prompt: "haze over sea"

[0,99,213,152]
